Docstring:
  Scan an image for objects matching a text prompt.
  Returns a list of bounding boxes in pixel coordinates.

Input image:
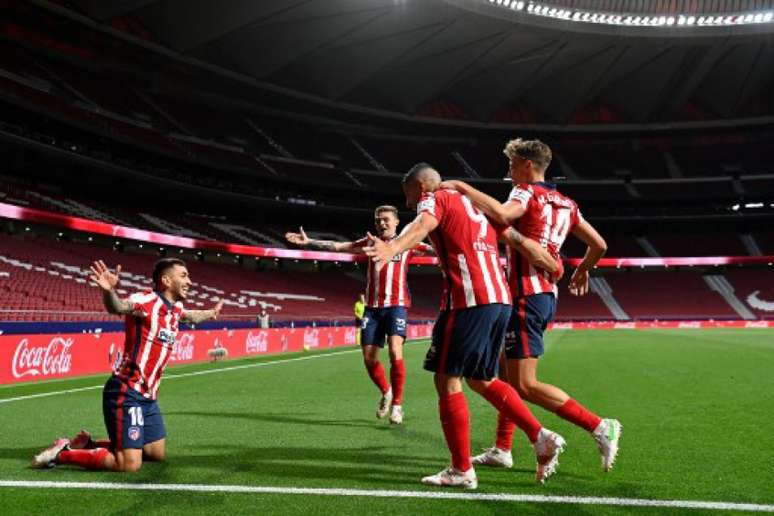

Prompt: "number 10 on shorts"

[128,406,144,426]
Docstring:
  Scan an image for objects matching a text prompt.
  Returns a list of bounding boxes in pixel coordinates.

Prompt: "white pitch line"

[0,348,364,406]
[0,480,772,512]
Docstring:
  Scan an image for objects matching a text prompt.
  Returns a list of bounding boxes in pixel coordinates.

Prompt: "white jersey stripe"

[136,298,163,391]
[476,251,497,304]
[373,262,381,307]
[146,310,172,396]
[397,252,407,306]
[457,255,477,308]
[383,261,394,306]
[490,252,509,304]
[528,264,544,294]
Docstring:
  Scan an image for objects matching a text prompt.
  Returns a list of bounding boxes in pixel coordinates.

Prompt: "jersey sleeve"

[417,191,446,224]
[412,241,435,255]
[507,185,533,208]
[127,292,153,318]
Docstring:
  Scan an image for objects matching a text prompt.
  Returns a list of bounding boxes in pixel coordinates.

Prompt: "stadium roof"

[49,0,774,128]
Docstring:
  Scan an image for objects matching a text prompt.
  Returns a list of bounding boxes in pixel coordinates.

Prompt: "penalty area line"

[0,480,772,512]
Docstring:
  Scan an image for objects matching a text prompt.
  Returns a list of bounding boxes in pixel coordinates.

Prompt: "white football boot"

[389,404,403,425]
[471,447,513,468]
[533,428,566,484]
[593,418,622,472]
[421,467,478,489]
[376,387,393,419]
[31,438,70,469]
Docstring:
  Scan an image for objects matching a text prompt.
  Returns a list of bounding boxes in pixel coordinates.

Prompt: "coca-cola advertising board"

[0,324,435,385]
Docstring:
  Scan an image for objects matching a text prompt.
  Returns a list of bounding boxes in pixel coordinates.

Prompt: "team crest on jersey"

[128,426,141,441]
[157,329,178,348]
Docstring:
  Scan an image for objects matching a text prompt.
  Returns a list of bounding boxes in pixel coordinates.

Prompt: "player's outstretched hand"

[285,226,310,246]
[212,300,224,319]
[89,260,121,291]
[363,232,394,265]
[568,268,589,296]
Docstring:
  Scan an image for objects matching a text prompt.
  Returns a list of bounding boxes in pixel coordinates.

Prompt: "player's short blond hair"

[503,138,552,171]
[374,205,399,219]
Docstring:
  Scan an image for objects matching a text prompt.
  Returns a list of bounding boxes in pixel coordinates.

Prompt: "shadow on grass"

[169,410,387,430]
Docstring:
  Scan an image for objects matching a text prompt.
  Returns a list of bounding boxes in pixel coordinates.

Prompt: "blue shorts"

[103,376,166,450]
[360,306,408,347]
[504,293,557,359]
[425,304,510,380]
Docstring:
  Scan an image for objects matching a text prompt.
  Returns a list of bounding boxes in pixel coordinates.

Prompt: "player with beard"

[31,258,223,472]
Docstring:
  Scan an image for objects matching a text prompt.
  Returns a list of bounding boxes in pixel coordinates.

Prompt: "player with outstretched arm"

[365,164,567,488]
[31,258,223,472]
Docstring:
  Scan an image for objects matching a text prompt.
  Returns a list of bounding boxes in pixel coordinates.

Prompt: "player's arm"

[181,300,224,324]
[440,180,525,226]
[88,260,134,315]
[364,213,438,264]
[285,226,362,253]
[499,228,563,279]
[568,220,607,296]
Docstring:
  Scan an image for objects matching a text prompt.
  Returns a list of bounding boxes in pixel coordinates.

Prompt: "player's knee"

[515,379,538,400]
[464,378,488,394]
[145,449,166,462]
[363,355,379,368]
[115,457,142,472]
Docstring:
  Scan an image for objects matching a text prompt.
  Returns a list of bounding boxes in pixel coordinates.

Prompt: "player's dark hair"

[503,138,552,171]
[152,258,187,287]
[374,205,399,218]
[403,162,433,184]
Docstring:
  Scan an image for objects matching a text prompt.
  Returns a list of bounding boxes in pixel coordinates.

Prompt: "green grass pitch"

[1,328,773,515]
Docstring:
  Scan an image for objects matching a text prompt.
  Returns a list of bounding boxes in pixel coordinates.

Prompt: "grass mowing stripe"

[0,346,380,405]
[1,480,772,512]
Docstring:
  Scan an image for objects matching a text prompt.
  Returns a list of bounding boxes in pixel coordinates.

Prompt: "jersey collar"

[527,181,556,190]
[154,290,176,309]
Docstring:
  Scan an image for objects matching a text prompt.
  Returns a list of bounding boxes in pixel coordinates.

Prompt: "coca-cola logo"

[344,328,357,345]
[12,337,74,378]
[303,329,319,348]
[245,331,268,354]
[170,333,195,362]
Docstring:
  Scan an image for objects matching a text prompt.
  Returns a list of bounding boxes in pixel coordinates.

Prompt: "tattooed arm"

[181,301,224,324]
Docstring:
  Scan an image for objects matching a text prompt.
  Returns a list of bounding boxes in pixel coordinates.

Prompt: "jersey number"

[540,205,571,248]
[128,406,144,426]
[460,196,488,239]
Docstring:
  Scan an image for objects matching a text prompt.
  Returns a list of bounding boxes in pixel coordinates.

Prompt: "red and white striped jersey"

[418,189,511,310]
[355,237,431,308]
[114,291,186,399]
[506,182,582,298]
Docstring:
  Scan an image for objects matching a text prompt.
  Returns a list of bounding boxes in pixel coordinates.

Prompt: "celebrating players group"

[32,138,621,490]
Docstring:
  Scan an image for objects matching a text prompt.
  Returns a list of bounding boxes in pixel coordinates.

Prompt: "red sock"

[390,359,406,405]
[556,399,602,432]
[482,379,541,443]
[495,412,516,451]
[58,448,110,470]
[86,439,112,449]
[439,392,471,472]
[365,361,390,394]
